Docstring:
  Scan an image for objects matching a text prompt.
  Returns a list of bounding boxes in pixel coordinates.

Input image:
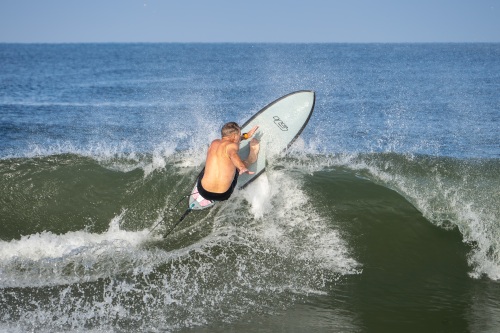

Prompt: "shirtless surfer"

[197,122,259,201]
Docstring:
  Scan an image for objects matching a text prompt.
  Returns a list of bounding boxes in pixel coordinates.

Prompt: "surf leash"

[148,194,189,235]
[157,168,211,238]
[149,169,205,236]
[162,207,193,239]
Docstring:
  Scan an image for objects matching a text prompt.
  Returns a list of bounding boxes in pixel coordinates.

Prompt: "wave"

[285,151,500,280]
[343,153,500,280]
[0,151,361,331]
[1,151,499,277]
[0,150,499,331]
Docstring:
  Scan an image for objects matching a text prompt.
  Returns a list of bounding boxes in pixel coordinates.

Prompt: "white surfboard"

[188,90,315,210]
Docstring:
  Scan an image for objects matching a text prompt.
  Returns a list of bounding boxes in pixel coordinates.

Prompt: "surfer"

[197,122,259,201]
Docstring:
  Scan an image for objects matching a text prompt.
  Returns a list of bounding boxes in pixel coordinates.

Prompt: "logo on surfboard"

[273,116,288,131]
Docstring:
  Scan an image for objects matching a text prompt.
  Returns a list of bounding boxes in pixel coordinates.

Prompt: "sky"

[1,0,499,43]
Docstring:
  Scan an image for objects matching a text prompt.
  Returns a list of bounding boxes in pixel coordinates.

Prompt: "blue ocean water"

[0,43,499,332]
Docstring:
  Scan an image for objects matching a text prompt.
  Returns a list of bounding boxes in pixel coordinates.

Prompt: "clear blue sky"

[1,0,499,43]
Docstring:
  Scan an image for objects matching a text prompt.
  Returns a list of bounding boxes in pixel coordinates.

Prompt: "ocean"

[0,43,499,332]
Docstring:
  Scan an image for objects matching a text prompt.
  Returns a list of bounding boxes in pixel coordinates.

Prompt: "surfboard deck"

[188,90,315,210]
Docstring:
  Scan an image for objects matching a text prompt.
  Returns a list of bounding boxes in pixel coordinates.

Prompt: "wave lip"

[295,152,500,281]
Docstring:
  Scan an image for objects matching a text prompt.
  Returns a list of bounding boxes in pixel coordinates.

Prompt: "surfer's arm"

[227,143,254,175]
[242,138,259,168]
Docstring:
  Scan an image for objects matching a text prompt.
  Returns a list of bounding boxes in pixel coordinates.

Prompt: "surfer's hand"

[239,167,255,175]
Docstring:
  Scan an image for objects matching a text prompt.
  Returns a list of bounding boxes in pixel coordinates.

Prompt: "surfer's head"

[221,122,241,138]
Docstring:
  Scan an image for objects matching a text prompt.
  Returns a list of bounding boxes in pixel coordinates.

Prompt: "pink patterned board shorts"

[191,184,215,208]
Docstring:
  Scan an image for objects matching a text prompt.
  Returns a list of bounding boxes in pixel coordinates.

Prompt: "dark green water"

[1,153,499,332]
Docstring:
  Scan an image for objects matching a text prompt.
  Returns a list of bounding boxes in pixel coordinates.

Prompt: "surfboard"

[188,90,316,210]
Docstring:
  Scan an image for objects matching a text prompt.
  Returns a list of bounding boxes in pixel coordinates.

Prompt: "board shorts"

[197,168,239,202]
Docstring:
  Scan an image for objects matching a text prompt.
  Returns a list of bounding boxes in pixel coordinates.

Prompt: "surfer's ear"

[230,132,241,142]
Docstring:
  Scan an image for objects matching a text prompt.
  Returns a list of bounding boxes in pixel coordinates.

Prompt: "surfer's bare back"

[197,122,259,201]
